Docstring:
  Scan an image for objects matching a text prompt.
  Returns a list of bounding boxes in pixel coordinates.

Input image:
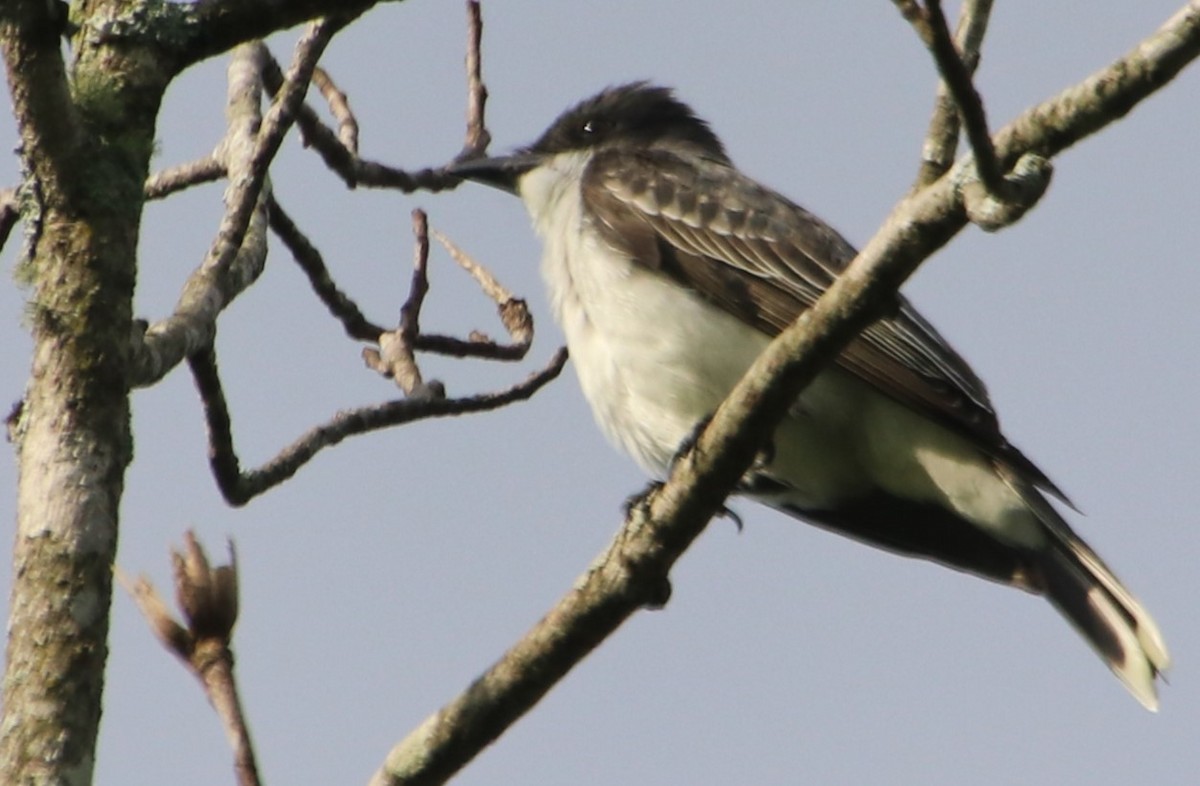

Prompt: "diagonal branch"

[368,4,1200,782]
[911,0,993,189]
[129,43,269,387]
[895,0,1006,196]
[267,195,385,341]
[422,229,533,361]
[312,66,359,154]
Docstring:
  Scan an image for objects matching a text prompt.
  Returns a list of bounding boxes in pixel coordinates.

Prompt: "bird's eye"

[582,118,607,136]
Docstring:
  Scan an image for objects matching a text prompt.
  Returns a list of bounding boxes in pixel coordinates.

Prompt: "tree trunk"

[0,3,166,780]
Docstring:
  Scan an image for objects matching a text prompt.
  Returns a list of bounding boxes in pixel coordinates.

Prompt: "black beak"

[447,151,544,195]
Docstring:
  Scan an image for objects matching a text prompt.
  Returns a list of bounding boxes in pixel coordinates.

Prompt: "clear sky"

[2,2,1198,784]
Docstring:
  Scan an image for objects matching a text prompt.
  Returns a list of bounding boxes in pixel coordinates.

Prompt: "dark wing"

[581,148,1068,502]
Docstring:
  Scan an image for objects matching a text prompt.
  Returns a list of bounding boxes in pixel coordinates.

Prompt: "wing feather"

[582,148,1069,502]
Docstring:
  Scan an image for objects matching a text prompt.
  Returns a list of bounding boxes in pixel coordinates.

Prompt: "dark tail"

[1015,475,1170,710]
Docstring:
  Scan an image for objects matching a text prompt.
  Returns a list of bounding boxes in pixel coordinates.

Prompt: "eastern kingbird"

[450,82,1168,708]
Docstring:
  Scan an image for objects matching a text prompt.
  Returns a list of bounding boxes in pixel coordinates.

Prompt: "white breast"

[518,152,850,494]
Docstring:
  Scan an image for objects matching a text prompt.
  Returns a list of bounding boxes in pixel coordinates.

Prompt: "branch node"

[958,152,1053,232]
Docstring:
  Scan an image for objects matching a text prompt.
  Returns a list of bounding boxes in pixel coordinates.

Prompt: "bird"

[448,82,1169,709]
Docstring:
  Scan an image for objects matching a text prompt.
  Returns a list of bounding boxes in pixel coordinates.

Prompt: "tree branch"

[0,0,81,203]
[144,155,226,200]
[129,43,269,387]
[368,4,1200,782]
[363,210,440,398]
[895,0,1007,196]
[911,0,993,189]
[312,66,359,154]
[259,1,491,191]
[268,195,385,342]
[169,0,397,71]
[132,19,347,387]
[422,229,534,361]
[459,1,490,158]
[189,345,568,507]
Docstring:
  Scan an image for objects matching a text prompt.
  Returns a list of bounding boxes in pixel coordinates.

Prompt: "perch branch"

[368,5,1200,782]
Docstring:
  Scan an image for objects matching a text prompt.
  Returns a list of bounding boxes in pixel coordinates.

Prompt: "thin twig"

[364,210,439,397]
[259,1,491,190]
[259,48,459,192]
[189,344,568,506]
[267,195,385,341]
[144,156,226,201]
[121,534,258,786]
[458,1,491,159]
[227,16,350,270]
[269,193,534,362]
[312,66,359,154]
[427,229,533,360]
[912,0,994,189]
[895,0,1007,196]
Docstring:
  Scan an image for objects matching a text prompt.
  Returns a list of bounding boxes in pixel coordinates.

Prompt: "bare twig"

[259,48,458,192]
[312,66,359,154]
[259,1,491,190]
[121,533,258,786]
[189,344,568,506]
[369,5,1200,783]
[270,193,534,362]
[267,195,385,341]
[364,210,442,398]
[233,17,349,264]
[144,156,226,200]
[426,230,533,360]
[894,0,1008,197]
[458,1,491,159]
[912,0,994,189]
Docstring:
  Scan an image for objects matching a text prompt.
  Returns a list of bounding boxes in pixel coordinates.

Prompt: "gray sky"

[2,2,1199,784]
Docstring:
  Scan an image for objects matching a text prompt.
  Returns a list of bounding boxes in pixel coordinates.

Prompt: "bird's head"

[449,82,728,193]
